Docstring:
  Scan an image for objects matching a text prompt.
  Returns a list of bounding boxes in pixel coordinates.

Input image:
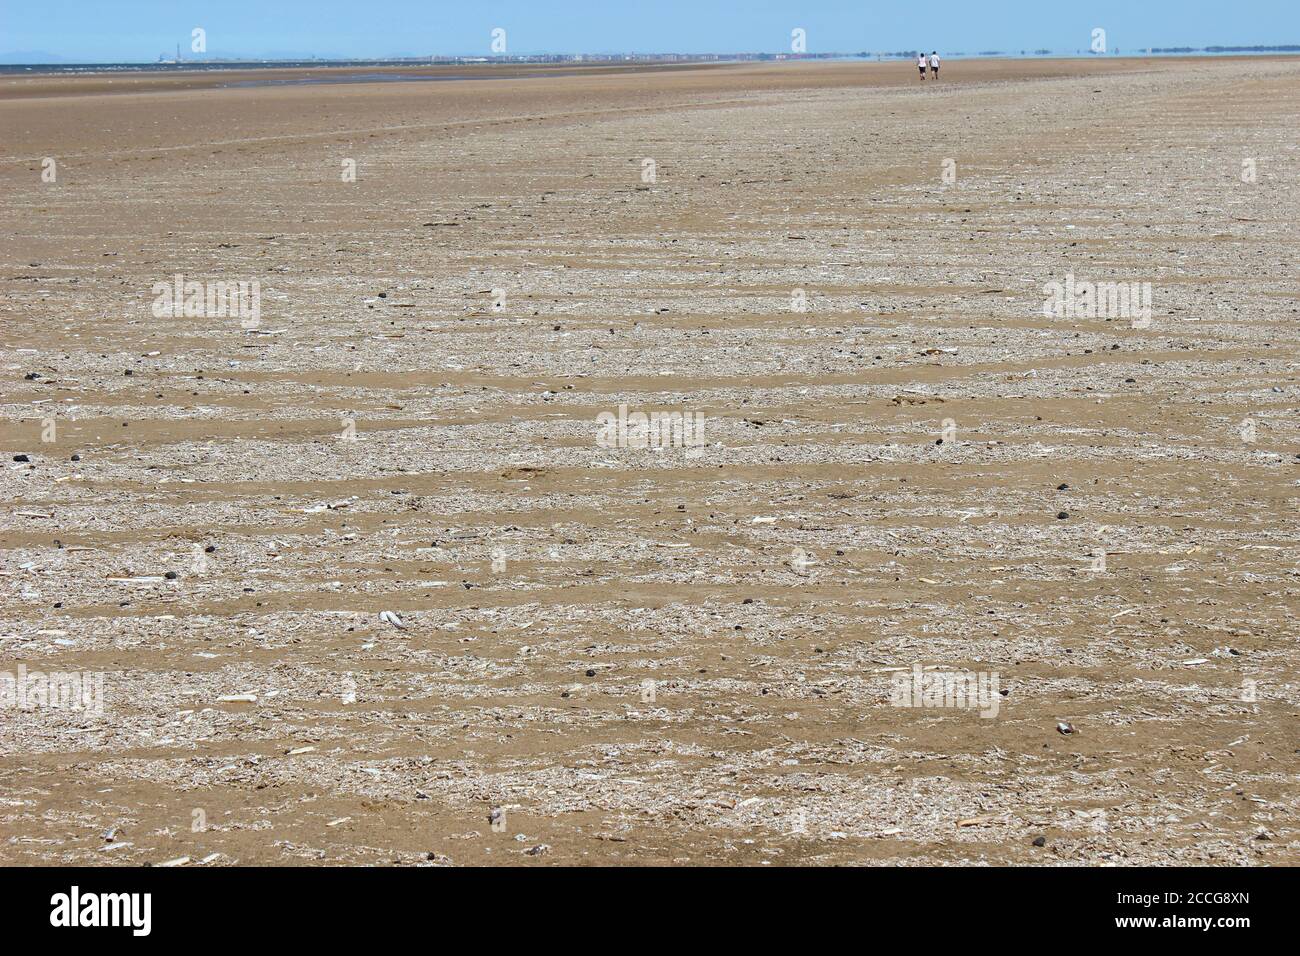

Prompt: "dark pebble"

[1057,511,1069,519]
[164,570,178,580]
[1032,836,1046,847]
[13,454,30,462]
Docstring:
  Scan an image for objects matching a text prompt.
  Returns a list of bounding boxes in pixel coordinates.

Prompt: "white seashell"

[379,610,406,629]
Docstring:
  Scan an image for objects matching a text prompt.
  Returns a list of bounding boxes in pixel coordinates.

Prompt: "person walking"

[929,51,941,80]
[917,51,927,81]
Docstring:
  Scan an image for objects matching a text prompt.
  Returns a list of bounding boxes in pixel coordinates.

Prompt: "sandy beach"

[1,56,1297,866]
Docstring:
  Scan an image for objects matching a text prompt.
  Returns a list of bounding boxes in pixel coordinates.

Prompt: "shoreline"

[3,54,1297,101]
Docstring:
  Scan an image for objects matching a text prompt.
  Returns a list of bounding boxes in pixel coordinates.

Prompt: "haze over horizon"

[1,0,1297,63]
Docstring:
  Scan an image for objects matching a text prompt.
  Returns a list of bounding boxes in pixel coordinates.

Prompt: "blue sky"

[2,0,1296,61]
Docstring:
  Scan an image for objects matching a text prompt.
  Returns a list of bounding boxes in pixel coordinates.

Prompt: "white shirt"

[918,54,926,66]
[929,54,940,67]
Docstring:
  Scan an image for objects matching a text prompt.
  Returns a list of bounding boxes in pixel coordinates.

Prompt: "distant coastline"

[3,45,1299,75]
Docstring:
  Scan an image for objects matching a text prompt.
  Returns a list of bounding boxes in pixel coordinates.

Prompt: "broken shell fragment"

[379,610,406,629]
[1056,721,1076,735]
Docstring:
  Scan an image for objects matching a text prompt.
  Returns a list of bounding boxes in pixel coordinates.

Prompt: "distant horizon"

[3,44,1299,67]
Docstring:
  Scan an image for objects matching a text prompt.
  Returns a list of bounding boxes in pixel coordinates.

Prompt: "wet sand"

[1,57,1297,866]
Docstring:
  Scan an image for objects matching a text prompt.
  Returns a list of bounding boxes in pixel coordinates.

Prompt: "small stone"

[585,669,597,677]
[1056,511,1069,519]
[164,570,179,580]
[204,545,216,553]
[70,454,81,462]
[1032,836,1046,847]
[1056,721,1076,735]
[1057,483,1068,490]
[13,454,30,463]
